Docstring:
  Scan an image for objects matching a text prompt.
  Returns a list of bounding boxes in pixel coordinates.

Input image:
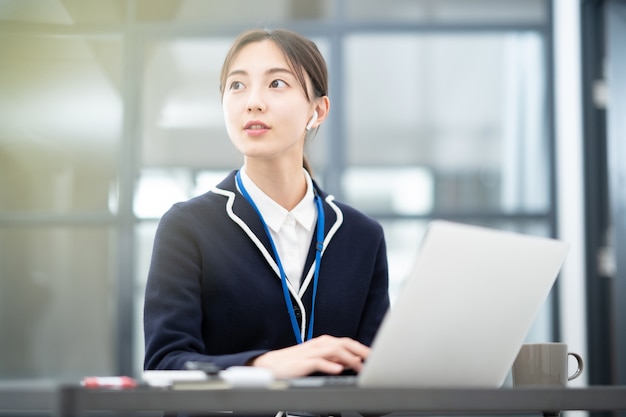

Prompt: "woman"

[143,28,390,379]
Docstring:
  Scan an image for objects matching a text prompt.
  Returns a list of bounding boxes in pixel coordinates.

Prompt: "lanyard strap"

[235,171,324,344]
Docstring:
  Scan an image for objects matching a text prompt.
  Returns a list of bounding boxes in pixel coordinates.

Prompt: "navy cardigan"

[143,170,390,371]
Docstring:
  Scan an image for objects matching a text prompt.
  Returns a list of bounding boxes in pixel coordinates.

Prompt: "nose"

[246,86,266,113]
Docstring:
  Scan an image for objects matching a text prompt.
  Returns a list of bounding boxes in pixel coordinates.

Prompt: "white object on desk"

[219,366,275,387]
[142,370,209,387]
[142,367,275,388]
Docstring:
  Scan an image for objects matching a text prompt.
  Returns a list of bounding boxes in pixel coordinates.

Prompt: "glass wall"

[0,23,122,379]
[344,33,548,213]
[0,0,553,379]
[342,31,550,300]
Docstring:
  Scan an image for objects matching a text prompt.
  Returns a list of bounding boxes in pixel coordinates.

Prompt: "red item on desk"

[81,376,138,388]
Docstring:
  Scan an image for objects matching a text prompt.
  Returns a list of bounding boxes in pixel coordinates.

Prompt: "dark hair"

[220,28,328,100]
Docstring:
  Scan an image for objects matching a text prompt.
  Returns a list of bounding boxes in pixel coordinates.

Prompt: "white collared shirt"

[238,168,317,292]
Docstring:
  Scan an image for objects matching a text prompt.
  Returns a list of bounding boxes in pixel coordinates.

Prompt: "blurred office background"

[0,0,625,391]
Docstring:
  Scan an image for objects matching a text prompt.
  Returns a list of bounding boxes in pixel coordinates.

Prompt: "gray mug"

[512,343,583,387]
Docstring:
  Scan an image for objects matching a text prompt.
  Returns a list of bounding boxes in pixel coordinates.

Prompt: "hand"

[250,335,370,379]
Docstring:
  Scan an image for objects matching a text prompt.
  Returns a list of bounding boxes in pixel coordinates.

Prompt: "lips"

[244,120,270,130]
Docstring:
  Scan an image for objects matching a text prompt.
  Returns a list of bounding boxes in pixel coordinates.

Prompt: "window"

[0,0,552,378]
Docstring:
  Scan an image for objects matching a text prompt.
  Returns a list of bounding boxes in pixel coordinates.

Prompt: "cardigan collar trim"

[211,170,344,340]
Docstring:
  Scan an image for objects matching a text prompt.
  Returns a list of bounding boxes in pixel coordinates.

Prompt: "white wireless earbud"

[305,110,318,131]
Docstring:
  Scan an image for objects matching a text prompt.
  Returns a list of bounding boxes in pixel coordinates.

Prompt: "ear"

[310,96,330,129]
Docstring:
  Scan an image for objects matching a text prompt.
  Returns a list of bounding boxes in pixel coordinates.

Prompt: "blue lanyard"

[235,171,324,344]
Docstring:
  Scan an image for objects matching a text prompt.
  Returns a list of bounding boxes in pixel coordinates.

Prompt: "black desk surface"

[2,383,626,416]
[57,385,626,416]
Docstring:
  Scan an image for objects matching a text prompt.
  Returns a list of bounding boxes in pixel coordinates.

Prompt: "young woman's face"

[222,40,315,166]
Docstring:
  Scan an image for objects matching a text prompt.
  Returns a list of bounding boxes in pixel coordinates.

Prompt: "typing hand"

[250,335,370,379]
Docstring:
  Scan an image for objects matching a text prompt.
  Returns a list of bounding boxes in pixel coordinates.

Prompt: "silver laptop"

[293,220,569,388]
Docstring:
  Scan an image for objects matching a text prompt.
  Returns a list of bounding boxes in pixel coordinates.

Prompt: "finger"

[277,356,344,378]
[307,338,369,372]
[329,348,366,372]
[341,338,371,360]
[306,335,369,357]
[323,338,369,367]
[309,357,345,375]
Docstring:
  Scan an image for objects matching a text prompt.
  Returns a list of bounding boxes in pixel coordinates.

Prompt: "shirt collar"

[238,167,317,233]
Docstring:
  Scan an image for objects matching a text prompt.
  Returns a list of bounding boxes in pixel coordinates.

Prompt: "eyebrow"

[227,67,294,79]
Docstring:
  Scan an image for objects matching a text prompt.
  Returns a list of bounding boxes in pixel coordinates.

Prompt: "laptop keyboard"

[287,375,358,388]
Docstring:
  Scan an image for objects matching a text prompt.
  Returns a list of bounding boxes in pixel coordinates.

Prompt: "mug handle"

[567,352,584,380]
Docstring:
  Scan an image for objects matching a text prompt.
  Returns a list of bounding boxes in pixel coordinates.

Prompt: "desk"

[55,385,626,417]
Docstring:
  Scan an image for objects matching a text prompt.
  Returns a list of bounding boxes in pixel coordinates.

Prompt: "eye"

[229,81,245,90]
[270,79,287,88]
